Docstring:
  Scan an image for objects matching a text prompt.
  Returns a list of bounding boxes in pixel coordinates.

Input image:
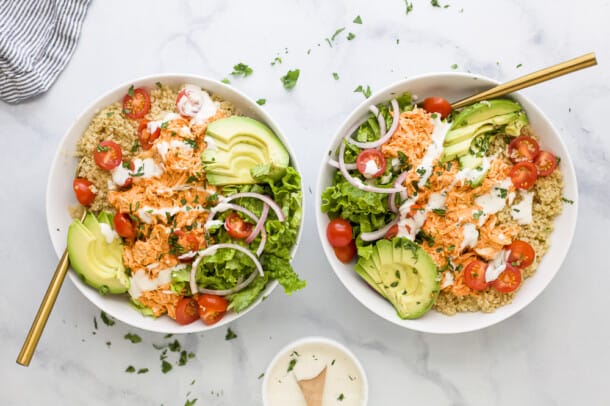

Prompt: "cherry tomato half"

[510,161,538,190]
[385,224,398,240]
[73,178,96,206]
[463,260,489,291]
[197,294,228,325]
[172,230,200,261]
[356,149,387,178]
[326,218,353,248]
[508,136,540,163]
[93,140,123,170]
[224,213,253,240]
[534,150,558,176]
[175,297,199,325]
[334,240,357,263]
[507,240,535,268]
[122,87,151,119]
[113,212,136,239]
[491,264,522,293]
[137,119,161,151]
[422,96,452,119]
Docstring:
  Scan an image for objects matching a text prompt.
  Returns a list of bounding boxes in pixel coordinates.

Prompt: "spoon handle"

[17,210,87,366]
[451,52,597,110]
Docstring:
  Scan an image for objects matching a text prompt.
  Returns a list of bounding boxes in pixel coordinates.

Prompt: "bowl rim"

[315,71,579,334]
[46,73,305,334]
[261,336,369,405]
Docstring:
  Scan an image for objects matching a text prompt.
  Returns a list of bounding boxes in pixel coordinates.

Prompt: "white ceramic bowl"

[46,74,303,334]
[262,336,369,405]
[315,72,578,334]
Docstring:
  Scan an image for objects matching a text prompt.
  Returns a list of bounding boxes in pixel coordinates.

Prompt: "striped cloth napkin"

[0,0,90,104]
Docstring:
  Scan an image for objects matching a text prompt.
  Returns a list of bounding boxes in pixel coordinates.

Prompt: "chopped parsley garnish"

[516,63,523,68]
[131,140,139,152]
[331,27,345,41]
[431,0,441,6]
[184,138,198,149]
[353,15,362,24]
[100,311,115,326]
[178,350,190,366]
[258,373,264,379]
[106,112,114,117]
[180,198,187,206]
[513,208,521,212]
[137,368,149,374]
[156,81,162,89]
[161,360,173,374]
[231,62,253,77]
[256,98,266,105]
[332,72,340,80]
[185,399,197,406]
[96,145,109,153]
[169,340,182,352]
[225,328,238,340]
[125,365,135,373]
[280,69,300,90]
[561,197,574,204]
[186,175,199,184]
[287,358,297,372]
[93,316,98,330]
[473,210,484,220]
[497,188,508,198]
[416,167,426,176]
[448,244,455,252]
[206,192,218,206]
[124,333,142,343]
[271,56,282,66]
[127,85,135,97]
[353,84,372,98]
[164,334,173,339]
[338,393,345,401]
[131,165,145,177]
[160,121,169,129]
[347,32,356,41]
[451,63,458,70]
[168,233,184,255]
[432,208,446,216]
[405,0,414,14]
[220,78,231,84]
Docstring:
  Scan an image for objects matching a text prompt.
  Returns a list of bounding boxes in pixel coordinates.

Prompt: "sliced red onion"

[246,204,269,244]
[189,243,264,296]
[328,158,357,170]
[347,99,400,149]
[205,202,267,255]
[360,217,400,242]
[338,139,405,194]
[369,105,387,138]
[388,171,409,212]
[222,193,285,221]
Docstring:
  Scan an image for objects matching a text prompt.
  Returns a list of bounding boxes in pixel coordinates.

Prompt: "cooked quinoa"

[433,132,564,315]
[74,83,235,213]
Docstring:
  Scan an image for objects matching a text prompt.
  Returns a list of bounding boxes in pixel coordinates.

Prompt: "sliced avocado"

[451,99,522,129]
[68,213,129,294]
[203,116,290,185]
[444,112,522,146]
[250,163,287,182]
[503,110,528,136]
[354,238,440,319]
[459,153,483,169]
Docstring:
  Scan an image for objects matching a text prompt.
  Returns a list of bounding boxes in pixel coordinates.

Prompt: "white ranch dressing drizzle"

[137,205,208,224]
[128,264,186,299]
[98,222,119,244]
[511,190,534,224]
[177,84,219,124]
[473,178,513,226]
[156,140,194,161]
[485,249,511,282]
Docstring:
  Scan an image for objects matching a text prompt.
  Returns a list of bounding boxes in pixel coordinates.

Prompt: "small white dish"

[262,336,368,406]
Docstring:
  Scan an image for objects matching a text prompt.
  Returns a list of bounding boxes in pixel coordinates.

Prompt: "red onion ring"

[327,158,357,170]
[369,105,387,138]
[360,217,400,242]
[222,193,285,221]
[388,171,409,212]
[246,204,269,244]
[189,243,264,296]
[338,139,405,194]
[347,99,400,149]
[206,202,267,256]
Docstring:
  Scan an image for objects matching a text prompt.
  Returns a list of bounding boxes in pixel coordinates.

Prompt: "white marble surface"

[1,0,609,404]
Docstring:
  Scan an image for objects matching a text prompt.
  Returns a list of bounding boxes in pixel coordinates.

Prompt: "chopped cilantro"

[258,373,265,379]
[124,333,142,343]
[451,63,458,70]
[280,69,300,90]
[185,399,197,406]
[106,112,114,118]
[125,365,135,373]
[473,210,483,220]
[405,0,414,14]
[448,244,455,252]
[271,56,282,66]
[353,84,372,98]
[156,81,162,89]
[431,0,441,7]
[127,85,134,97]
[561,197,574,204]
[225,328,238,340]
[353,15,362,24]
[221,78,231,84]
[206,192,218,206]
[338,393,345,401]
[161,360,173,373]
[331,27,345,41]
[160,121,169,129]
[131,140,139,152]
[332,72,340,80]
[497,188,508,198]
[256,98,266,105]
[100,311,115,326]
[93,317,98,330]
[96,144,109,153]
[347,32,356,41]
[416,167,426,176]
[178,350,189,366]
[184,138,198,149]
[231,62,253,77]
[516,63,523,68]
[137,368,149,374]
[287,358,297,372]
[432,208,446,216]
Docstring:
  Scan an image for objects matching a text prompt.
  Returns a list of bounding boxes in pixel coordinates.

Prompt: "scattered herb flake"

[338,393,345,401]
[516,63,523,68]
[127,85,135,97]
[271,56,282,66]
[332,72,340,80]
[431,0,441,7]
[353,15,362,24]
[225,328,238,340]
[137,368,149,374]
[125,365,135,373]
[156,81,162,89]
[256,98,266,105]
[287,358,297,372]
[100,311,115,326]
[258,373,265,379]
[124,333,142,344]
[231,62,253,77]
[354,85,372,98]
[168,339,181,352]
[432,208,446,216]
[331,27,345,41]
[221,78,231,84]
[405,0,414,14]
[93,317,98,330]
[473,210,484,220]
[561,197,574,204]
[184,138,198,149]
[451,63,458,70]
[185,400,197,406]
[280,69,300,90]
[347,32,356,41]
[162,360,173,374]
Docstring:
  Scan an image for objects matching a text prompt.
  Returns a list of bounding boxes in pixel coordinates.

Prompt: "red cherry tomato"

[175,297,199,325]
[510,161,538,190]
[73,178,96,206]
[122,87,151,119]
[508,136,540,163]
[172,230,200,261]
[137,119,161,150]
[93,140,123,170]
[113,212,136,239]
[334,240,357,263]
[326,218,353,248]
[385,224,398,240]
[224,213,253,240]
[356,149,387,178]
[463,260,490,291]
[507,240,535,268]
[534,150,558,176]
[492,264,522,293]
[422,96,452,119]
[197,294,228,325]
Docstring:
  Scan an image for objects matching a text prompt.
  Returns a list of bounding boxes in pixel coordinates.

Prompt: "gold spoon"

[450,52,597,109]
[17,209,87,366]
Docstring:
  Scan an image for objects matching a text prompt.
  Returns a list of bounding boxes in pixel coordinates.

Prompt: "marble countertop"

[2,0,609,404]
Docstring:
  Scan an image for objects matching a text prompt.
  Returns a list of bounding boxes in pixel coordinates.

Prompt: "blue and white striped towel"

[0,0,90,104]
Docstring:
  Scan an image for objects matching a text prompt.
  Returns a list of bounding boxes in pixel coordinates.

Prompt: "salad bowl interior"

[315,72,578,334]
[46,74,303,334]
